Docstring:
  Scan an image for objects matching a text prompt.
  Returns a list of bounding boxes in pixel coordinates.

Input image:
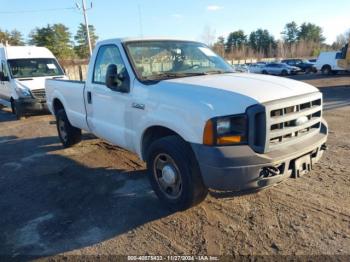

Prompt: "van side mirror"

[0,71,9,82]
[105,64,129,93]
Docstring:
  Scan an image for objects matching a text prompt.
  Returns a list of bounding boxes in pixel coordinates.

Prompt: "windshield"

[125,41,234,81]
[7,58,64,79]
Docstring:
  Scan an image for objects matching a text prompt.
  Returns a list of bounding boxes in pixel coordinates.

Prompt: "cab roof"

[0,45,56,60]
[97,37,200,46]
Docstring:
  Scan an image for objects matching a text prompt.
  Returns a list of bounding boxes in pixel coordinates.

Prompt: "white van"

[315,51,345,75]
[0,45,66,119]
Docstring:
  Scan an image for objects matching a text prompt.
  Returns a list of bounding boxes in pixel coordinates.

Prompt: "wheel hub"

[153,153,182,199]
[161,165,177,185]
[58,119,67,141]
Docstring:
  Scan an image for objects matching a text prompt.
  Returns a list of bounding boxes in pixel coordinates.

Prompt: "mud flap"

[293,154,312,178]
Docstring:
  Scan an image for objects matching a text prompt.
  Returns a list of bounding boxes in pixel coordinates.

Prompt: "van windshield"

[7,58,64,78]
[125,40,234,81]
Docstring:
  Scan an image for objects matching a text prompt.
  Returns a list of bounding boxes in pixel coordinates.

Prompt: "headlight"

[15,87,32,97]
[203,114,248,146]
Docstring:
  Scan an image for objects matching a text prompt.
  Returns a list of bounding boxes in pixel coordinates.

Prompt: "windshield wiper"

[143,70,233,82]
[204,70,233,75]
[144,72,207,81]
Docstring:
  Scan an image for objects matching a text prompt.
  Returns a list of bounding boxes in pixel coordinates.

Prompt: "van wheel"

[11,100,26,120]
[321,65,332,75]
[262,70,268,75]
[56,109,82,147]
[146,136,208,211]
[281,70,288,76]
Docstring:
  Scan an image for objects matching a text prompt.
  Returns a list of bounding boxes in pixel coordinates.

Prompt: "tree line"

[211,21,350,60]
[0,23,98,60]
[1,21,349,61]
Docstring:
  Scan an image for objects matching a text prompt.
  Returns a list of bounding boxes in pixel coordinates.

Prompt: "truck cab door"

[85,44,132,149]
[0,60,11,105]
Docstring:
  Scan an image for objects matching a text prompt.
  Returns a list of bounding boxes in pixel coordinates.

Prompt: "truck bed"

[45,79,89,131]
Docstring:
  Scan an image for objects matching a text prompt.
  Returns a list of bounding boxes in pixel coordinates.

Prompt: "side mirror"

[0,71,9,81]
[106,64,118,89]
[105,64,129,93]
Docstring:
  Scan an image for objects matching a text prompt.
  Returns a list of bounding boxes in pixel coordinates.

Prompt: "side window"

[93,45,126,84]
[335,52,342,59]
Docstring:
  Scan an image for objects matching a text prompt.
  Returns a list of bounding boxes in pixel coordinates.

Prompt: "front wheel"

[56,109,82,147]
[146,136,208,211]
[281,70,288,76]
[11,100,25,120]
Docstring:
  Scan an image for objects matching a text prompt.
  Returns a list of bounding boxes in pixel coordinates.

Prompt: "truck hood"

[164,73,318,103]
[14,76,66,91]
[151,73,319,118]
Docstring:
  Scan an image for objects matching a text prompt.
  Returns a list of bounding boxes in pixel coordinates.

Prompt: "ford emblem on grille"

[295,116,308,126]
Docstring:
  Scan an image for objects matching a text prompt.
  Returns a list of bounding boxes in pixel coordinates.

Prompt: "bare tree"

[200,25,216,47]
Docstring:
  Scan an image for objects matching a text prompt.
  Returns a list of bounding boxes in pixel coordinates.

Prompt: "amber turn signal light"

[203,120,214,145]
[217,135,243,145]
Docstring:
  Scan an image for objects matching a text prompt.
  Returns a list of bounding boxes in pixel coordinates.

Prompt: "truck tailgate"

[45,79,88,131]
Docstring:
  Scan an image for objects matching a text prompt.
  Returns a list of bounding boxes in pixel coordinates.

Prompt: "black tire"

[281,70,288,76]
[305,67,312,74]
[146,135,208,211]
[262,70,268,75]
[11,100,25,120]
[321,65,332,75]
[56,109,82,147]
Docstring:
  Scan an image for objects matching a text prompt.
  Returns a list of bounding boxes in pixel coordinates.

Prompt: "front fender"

[134,112,206,159]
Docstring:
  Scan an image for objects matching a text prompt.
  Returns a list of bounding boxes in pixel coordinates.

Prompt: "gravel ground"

[0,74,349,259]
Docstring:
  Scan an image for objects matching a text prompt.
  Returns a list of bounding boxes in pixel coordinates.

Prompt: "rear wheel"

[56,109,82,147]
[305,67,312,74]
[262,70,268,75]
[321,65,332,75]
[281,70,288,76]
[146,136,208,211]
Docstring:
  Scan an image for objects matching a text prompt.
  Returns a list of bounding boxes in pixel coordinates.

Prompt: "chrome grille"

[247,92,323,153]
[266,93,322,151]
[31,89,46,99]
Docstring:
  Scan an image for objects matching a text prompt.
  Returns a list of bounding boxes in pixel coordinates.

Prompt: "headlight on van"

[203,114,248,146]
[15,87,32,98]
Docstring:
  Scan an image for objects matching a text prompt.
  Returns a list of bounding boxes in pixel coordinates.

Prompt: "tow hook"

[260,166,280,178]
[321,144,328,151]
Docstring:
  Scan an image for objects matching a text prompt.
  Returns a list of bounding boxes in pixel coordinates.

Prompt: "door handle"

[87,91,92,104]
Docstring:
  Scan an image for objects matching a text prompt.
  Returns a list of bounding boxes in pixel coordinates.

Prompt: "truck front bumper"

[15,97,48,115]
[191,121,328,191]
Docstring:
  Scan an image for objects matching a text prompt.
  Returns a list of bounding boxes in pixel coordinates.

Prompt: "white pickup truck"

[46,38,328,210]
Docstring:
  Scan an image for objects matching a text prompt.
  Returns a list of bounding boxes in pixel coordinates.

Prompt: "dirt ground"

[0,74,349,259]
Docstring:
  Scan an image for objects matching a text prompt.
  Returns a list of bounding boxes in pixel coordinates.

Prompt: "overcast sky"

[0,0,349,44]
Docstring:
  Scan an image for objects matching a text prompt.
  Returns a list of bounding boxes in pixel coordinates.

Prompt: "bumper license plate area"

[293,154,312,178]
